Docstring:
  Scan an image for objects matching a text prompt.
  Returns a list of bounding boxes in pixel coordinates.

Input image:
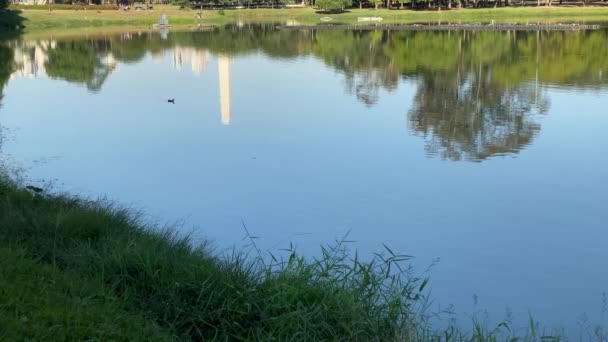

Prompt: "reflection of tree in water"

[5,28,608,162]
[343,69,398,107]
[0,42,14,108]
[312,30,399,107]
[45,40,116,92]
[384,29,608,161]
[1,39,21,177]
[409,67,549,161]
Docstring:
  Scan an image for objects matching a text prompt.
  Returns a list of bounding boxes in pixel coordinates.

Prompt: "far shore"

[282,22,601,30]
[4,5,608,33]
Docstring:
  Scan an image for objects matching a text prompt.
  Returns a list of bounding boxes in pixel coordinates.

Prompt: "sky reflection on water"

[1,27,607,334]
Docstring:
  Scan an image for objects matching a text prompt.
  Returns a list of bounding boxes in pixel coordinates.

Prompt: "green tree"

[0,0,9,11]
[355,0,367,8]
[45,40,114,92]
[397,0,409,8]
[316,0,352,11]
[370,0,382,9]
[172,0,190,7]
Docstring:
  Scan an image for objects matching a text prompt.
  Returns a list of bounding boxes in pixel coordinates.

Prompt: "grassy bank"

[7,5,608,32]
[0,177,432,340]
[1,174,586,340]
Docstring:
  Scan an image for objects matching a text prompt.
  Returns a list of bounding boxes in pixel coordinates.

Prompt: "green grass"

[0,247,172,340]
[2,174,594,341]
[8,5,608,33]
[0,177,431,340]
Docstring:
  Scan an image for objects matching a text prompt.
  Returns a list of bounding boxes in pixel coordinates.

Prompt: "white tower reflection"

[171,49,231,125]
[218,55,231,126]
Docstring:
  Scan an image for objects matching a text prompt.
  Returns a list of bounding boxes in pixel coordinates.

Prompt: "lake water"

[1,26,607,335]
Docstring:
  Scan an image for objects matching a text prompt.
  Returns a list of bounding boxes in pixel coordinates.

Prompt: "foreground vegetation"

[5,171,603,340]
[0,177,426,340]
[4,5,608,31]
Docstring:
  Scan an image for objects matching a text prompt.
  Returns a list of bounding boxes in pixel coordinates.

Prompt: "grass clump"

[0,177,426,340]
[0,246,172,340]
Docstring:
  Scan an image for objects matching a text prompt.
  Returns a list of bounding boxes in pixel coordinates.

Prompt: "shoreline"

[0,176,602,341]
[0,178,482,340]
[281,22,602,30]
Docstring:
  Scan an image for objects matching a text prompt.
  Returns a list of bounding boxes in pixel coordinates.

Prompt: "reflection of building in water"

[10,41,54,79]
[171,49,231,125]
[9,40,117,83]
[10,40,232,125]
[169,49,231,125]
[120,32,133,41]
[218,55,231,125]
[104,53,117,69]
[172,47,210,75]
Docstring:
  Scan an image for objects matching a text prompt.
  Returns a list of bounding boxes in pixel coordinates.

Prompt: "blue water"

[1,29,607,336]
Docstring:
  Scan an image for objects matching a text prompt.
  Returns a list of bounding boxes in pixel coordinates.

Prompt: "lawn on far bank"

[8,5,608,32]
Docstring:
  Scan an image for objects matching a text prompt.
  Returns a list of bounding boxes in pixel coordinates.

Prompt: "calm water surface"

[1,26,607,333]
